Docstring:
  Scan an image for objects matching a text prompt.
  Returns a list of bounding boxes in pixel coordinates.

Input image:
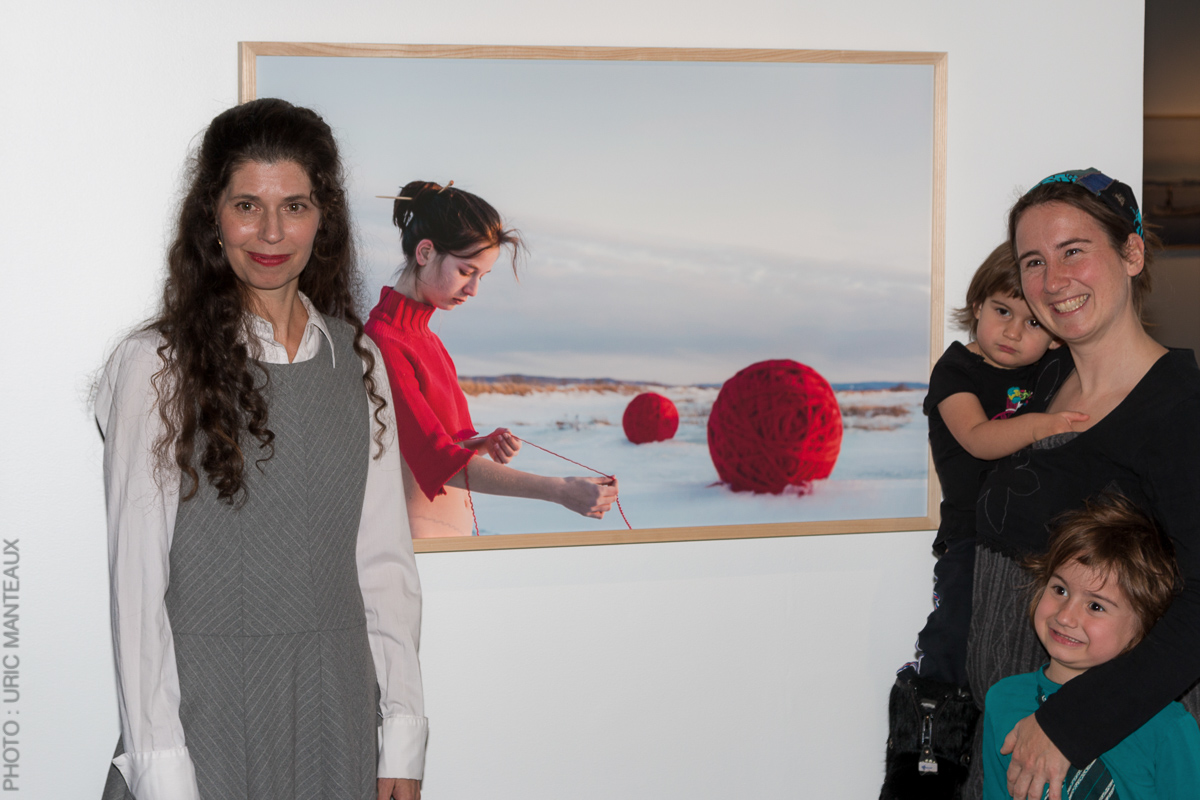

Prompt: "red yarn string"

[513,437,632,530]
[460,437,631,533]
[462,462,479,536]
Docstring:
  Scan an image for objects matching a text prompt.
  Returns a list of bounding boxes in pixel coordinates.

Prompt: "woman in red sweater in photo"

[365,181,618,538]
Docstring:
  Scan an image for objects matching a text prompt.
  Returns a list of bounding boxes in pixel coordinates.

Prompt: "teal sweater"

[984,666,1200,799]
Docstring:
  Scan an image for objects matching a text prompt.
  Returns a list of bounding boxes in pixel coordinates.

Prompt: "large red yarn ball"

[623,392,680,444]
[707,359,843,494]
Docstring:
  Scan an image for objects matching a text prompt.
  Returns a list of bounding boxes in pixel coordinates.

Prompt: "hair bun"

[393,181,444,231]
[390,179,521,273]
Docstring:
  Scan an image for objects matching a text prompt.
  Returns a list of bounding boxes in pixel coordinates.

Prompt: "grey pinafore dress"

[103,318,379,799]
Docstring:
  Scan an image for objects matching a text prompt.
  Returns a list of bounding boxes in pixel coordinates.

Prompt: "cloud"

[421,224,930,384]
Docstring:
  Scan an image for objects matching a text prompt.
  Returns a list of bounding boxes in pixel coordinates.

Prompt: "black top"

[976,348,1200,765]
[924,342,1064,551]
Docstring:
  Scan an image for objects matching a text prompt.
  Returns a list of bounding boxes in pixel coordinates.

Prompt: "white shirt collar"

[245,292,337,367]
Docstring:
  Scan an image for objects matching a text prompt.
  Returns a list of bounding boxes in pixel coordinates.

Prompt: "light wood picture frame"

[240,42,947,552]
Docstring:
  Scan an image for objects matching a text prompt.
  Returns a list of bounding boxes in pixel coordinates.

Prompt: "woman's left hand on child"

[1001,713,1070,800]
[483,428,521,464]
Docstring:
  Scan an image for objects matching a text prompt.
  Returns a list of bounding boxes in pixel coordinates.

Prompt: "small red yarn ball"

[622,392,680,444]
[707,359,843,494]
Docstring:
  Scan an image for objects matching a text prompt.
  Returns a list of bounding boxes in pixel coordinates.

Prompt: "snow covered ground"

[462,383,928,535]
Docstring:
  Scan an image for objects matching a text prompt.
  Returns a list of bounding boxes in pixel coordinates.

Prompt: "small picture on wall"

[244,44,946,550]
[1144,116,1200,248]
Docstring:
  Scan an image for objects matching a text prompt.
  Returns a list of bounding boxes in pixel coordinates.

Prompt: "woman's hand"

[559,476,619,518]
[1001,714,1069,799]
[377,778,420,800]
[481,428,521,464]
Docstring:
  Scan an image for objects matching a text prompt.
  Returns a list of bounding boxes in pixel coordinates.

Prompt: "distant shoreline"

[459,374,928,394]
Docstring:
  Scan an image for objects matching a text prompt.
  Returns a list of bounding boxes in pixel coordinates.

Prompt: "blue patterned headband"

[1031,168,1143,237]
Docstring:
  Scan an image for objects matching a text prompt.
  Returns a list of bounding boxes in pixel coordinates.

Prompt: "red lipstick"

[249,252,290,266]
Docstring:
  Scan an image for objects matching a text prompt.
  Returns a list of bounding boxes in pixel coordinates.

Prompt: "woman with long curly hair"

[95,99,426,800]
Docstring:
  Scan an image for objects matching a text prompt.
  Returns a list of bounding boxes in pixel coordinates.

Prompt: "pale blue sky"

[258,55,934,384]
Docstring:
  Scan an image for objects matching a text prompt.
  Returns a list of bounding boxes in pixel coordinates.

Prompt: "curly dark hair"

[150,98,386,503]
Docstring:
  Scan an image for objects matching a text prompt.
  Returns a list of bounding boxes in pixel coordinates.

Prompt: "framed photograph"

[1144,114,1200,249]
[241,43,947,552]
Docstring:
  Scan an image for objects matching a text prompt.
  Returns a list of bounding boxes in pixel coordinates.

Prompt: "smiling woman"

[217,160,321,359]
[964,169,1200,800]
[218,161,319,302]
[1014,202,1145,357]
[95,99,426,800]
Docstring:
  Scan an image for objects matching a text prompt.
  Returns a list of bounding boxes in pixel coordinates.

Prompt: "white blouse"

[95,294,427,800]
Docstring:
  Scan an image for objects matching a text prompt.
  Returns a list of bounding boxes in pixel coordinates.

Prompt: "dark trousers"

[903,536,974,687]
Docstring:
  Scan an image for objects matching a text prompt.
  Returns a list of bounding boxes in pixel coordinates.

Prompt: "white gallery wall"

[1,1,1144,797]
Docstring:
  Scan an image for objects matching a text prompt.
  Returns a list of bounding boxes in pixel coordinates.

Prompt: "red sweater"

[365,287,476,501]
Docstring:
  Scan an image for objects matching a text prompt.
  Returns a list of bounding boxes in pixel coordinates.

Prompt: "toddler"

[884,243,1085,798]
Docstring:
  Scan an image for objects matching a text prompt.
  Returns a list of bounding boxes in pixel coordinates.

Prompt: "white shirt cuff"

[112,746,201,800]
[377,714,429,780]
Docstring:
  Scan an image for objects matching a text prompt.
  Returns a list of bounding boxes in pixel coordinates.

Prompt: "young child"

[884,243,1085,798]
[984,494,1200,799]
